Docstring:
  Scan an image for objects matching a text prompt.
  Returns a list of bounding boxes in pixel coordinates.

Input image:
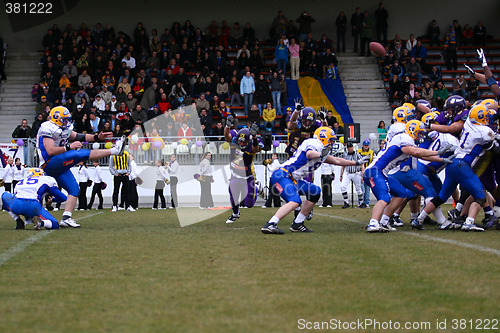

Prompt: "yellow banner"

[296,77,343,126]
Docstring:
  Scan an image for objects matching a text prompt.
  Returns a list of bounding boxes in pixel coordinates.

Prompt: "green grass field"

[1,205,499,333]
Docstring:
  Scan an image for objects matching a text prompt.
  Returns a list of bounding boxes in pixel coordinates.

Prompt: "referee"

[357,139,374,208]
[110,150,134,212]
[340,142,365,208]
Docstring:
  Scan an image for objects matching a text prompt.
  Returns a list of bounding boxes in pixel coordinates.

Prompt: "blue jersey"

[367,133,416,176]
[419,132,459,173]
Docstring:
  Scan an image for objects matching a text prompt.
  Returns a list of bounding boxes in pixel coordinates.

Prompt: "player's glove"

[441,154,456,164]
[464,63,475,76]
[495,133,500,141]
[294,98,303,111]
[318,106,327,120]
[356,155,371,166]
[477,48,488,67]
[437,143,453,155]
[226,115,234,128]
[250,123,259,137]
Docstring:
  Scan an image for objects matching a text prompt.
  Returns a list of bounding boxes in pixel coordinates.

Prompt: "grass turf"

[0,205,499,333]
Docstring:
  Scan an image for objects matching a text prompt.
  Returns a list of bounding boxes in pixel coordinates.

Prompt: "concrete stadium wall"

[1,0,499,51]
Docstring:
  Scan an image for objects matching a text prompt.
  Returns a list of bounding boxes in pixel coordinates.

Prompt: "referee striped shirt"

[109,151,131,175]
[342,151,362,173]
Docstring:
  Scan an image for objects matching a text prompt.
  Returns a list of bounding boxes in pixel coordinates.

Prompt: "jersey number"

[17,178,39,186]
[459,132,469,149]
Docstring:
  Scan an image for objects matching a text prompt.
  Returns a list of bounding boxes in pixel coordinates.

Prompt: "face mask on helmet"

[405,120,426,144]
[314,126,336,147]
[444,95,466,119]
[300,107,316,129]
[237,129,251,148]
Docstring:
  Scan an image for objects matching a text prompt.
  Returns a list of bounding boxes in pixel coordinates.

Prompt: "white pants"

[290,57,300,80]
[340,172,363,195]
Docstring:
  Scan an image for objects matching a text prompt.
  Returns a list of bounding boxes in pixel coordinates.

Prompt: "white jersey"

[455,118,495,167]
[13,165,24,181]
[386,122,406,142]
[419,132,459,173]
[14,175,58,202]
[367,133,415,177]
[36,121,74,166]
[279,138,326,180]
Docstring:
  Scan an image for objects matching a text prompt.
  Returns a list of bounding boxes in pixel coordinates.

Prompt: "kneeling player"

[261,127,369,234]
[2,168,67,230]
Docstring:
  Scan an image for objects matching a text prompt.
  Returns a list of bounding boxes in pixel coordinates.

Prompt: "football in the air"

[369,42,386,57]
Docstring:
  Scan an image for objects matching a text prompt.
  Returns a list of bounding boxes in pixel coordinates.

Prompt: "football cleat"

[33,216,42,230]
[410,219,425,230]
[366,222,383,233]
[289,222,313,233]
[390,216,404,227]
[380,223,396,231]
[481,214,497,229]
[453,215,466,225]
[357,203,368,209]
[59,218,80,228]
[261,222,284,234]
[461,222,484,232]
[447,208,460,221]
[342,203,350,209]
[226,213,240,224]
[439,222,461,230]
[423,216,438,225]
[112,135,127,156]
[15,218,25,230]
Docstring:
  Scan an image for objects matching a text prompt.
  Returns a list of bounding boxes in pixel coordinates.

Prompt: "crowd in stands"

[380,18,491,107]
[31,11,346,141]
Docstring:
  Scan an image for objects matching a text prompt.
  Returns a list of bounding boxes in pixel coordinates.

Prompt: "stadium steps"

[337,55,391,139]
[0,51,39,140]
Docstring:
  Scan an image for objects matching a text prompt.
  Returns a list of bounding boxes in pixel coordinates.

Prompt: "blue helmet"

[444,95,466,118]
[363,139,370,146]
[415,99,431,110]
[236,128,252,148]
[300,107,317,129]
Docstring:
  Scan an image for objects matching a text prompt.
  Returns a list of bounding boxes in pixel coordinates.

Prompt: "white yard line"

[0,211,103,267]
[316,212,500,257]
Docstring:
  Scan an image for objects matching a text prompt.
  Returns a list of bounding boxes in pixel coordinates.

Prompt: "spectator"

[375,3,388,45]
[77,69,92,88]
[212,121,224,141]
[254,74,271,111]
[405,34,417,52]
[429,66,442,87]
[87,160,104,210]
[473,20,487,47]
[115,86,127,103]
[240,71,255,115]
[405,57,422,86]
[243,23,255,45]
[360,11,374,57]
[269,72,282,115]
[453,19,463,46]
[427,20,440,47]
[117,77,131,95]
[274,38,288,75]
[325,110,337,128]
[263,102,276,133]
[421,81,434,103]
[307,50,321,78]
[210,95,221,117]
[141,83,157,111]
[280,74,287,107]
[462,24,474,46]
[93,94,106,112]
[218,101,235,127]
[195,93,210,113]
[398,48,411,70]
[377,120,387,142]
[198,152,214,209]
[98,85,113,104]
[147,104,162,120]
[296,11,315,42]
[350,7,363,53]
[125,92,138,111]
[131,104,147,125]
[59,73,71,89]
[121,51,136,70]
[333,122,344,135]
[288,38,300,80]
[444,25,458,70]
[203,76,216,101]
[89,112,101,133]
[32,113,45,135]
[61,59,77,84]
[467,76,480,102]
[229,76,242,107]
[271,10,288,42]
[216,77,229,100]
[410,40,428,72]
[12,119,33,139]
[390,60,403,81]
[452,74,467,98]
[177,121,193,142]
[132,77,145,99]
[335,12,347,53]
[248,104,261,126]
[432,81,449,109]
[199,108,212,136]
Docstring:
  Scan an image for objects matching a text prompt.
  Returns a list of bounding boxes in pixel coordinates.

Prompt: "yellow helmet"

[421,112,438,125]
[49,106,72,129]
[27,168,45,177]
[314,126,336,147]
[469,105,497,126]
[481,98,499,111]
[403,102,415,112]
[392,106,415,123]
[405,120,426,143]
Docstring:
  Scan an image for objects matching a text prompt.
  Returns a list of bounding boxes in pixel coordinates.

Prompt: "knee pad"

[474,197,487,206]
[431,196,445,208]
[308,193,321,203]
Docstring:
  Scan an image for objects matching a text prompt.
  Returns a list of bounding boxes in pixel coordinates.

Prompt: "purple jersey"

[230,138,258,179]
[436,109,469,125]
[285,120,322,157]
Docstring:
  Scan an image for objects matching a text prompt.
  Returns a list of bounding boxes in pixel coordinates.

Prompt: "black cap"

[346,142,353,147]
